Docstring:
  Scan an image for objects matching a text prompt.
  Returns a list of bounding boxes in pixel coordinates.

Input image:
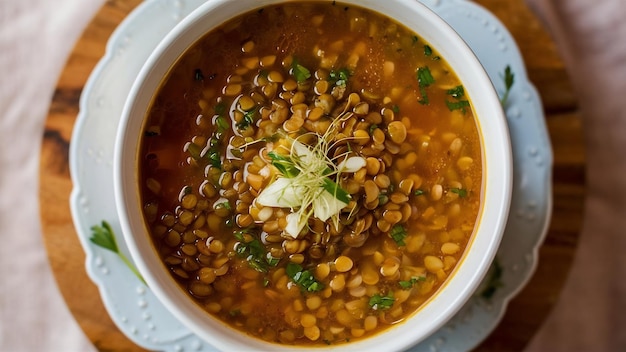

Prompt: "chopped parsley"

[377,193,389,205]
[446,100,471,113]
[450,188,468,198]
[445,85,470,113]
[268,151,300,178]
[215,201,232,210]
[286,263,324,292]
[446,85,465,98]
[390,224,407,246]
[399,276,426,289]
[480,258,503,299]
[193,68,204,81]
[416,66,435,105]
[328,68,351,87]
[202,104,230,169]
[90,221,145,285]
[234,229,279,273]
[424,45,432,57]
[291,58,311,83]
[413,189,425,196]
[369,292,395,310]
[236,107,258,130]
[500,65,515,106]
[215,114,229,134]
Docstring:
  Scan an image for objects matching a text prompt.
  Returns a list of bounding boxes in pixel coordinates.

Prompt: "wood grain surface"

[39,0,585,350]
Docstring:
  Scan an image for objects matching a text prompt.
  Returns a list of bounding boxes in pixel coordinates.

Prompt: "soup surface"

[139,1,482,346]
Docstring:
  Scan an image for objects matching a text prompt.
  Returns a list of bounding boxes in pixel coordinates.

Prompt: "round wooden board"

[39,0,585,350]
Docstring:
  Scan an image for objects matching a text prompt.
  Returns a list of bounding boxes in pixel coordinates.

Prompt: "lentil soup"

[139,1,482,346]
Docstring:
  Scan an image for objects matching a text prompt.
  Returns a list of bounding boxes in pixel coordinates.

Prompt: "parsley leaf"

[236,107,258,130]
[413,189,425,196]
[368,124,379,135]
[194,68,204,81]
[234,229,279,273]
[445,85,470,113]
[398,276,426,289]
[329,68,351,87]
[291,58,311,83]
[450,188,468,198]
[390,224,407,246]
[445,100,470,113]
[268,151,300,178]
[424,45,432,57]
[480,258,503,299]
[90,221,146,285]
[500,65,515,106]
[286,263,324,292]
[369,292,395,310]
[416,67,435,105]
[446,85,465,99]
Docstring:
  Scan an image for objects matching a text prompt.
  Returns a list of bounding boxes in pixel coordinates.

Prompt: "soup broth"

[139,1,482,346]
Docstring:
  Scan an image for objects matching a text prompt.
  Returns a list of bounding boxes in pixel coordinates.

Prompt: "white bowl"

[115,0,513,350]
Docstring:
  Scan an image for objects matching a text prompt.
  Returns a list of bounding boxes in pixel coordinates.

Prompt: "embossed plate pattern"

[68,0,552,351]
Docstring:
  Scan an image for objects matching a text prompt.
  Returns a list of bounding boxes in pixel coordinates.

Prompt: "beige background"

[1,0,624,350]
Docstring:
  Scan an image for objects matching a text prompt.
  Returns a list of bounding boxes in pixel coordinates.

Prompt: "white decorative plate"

[69,0,552,351]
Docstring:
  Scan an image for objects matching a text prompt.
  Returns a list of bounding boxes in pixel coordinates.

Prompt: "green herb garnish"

[480,258,503,299]
[424,45,432,57]
[446,85,465,98]
[90,221,146,285]
[450,188,468,198]
[377,193,389,205]
[328,68,351,87]
[390,224,407,246]
[234,229,279,273]
[445,85,470,113]
[268,151,300,178]
[286,263,324,292]
[416,66,435,105]
[194,68,204,81]
[321,178,351,204]
[291,58,311,83]
[445,100,470,113]
[399,276,426,289]
[236,107,258,130]
[203,104,230,170]
[500,65,515,106]
[207,147,221,168]
[413,189,425,196]
[369,292,395,310]
[215,201,232,210]
[215,115,229,134]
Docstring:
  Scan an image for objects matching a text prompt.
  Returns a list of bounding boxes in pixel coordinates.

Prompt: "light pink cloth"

[0,0,624,351]
[525,0,626,350]
[0,0,103,350]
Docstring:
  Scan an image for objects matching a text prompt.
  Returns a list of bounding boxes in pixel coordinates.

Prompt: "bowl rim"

[114,0,513,350]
